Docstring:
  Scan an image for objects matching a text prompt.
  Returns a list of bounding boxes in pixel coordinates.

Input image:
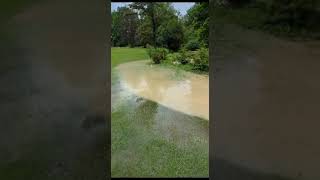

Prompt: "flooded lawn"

[115,60,209,120]
[111,55,209,177]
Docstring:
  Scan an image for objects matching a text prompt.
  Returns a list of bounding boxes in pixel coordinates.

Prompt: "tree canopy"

[111,2,209,51]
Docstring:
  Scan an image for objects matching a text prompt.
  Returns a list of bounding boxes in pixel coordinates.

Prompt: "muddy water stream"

[115,61,209,120]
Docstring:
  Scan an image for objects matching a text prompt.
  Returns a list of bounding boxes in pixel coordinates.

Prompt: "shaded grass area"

[111,47,149,68]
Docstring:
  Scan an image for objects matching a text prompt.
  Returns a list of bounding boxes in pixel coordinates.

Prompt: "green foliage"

[184,2,209,47]
[112,7,139,47]
[136,20,153,47]
[130,2,177,47]
[185,39,201,51]
[112,2,209,48]
[193,48,209,71]
[177,49,189,65]
[148,47,169,64]
[157,18,184,51]
[166,53,181,63]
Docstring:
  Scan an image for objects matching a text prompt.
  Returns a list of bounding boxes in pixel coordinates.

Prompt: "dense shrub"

[193,48,209,71]
[148,47,169,64]
[166,53,181,63]
[177,49,188,65]
[165,48,209,72]
[185,40,201,51]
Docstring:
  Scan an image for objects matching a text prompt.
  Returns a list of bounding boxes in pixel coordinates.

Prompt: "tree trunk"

[150,3,157,46]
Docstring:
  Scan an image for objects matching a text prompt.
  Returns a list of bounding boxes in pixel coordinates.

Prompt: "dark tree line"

[111,2,209,51]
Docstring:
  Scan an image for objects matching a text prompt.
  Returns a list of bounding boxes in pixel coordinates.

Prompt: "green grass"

[111,47,149,68]
[111,99,208,177]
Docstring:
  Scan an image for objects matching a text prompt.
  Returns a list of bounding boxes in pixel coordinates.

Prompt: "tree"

[130,3,158,46]
[157,18,184,51]
[185,2,209,47]
[130,2,177,47]
[111,6,139,47]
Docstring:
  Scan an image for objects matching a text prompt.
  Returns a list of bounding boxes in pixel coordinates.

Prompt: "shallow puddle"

[115,60,209,120]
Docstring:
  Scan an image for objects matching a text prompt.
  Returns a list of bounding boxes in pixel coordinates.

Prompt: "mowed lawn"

[111,47,149,68]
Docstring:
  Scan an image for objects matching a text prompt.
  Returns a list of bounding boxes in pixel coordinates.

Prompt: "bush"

[193,48,209,71]
[185,40,201,51]
[166,53,181,63]
[166,49,197,65]
[148,47,169,64]
[177,49,188,65]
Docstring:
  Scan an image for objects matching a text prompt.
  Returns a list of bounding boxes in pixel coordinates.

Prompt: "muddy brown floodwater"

[116,60,209,120]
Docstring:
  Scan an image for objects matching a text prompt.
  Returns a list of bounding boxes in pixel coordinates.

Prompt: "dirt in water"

[115,60,209,120]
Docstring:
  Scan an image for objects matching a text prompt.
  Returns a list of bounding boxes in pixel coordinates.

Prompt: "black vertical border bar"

[106,0,112,179]
[208,0,214,179]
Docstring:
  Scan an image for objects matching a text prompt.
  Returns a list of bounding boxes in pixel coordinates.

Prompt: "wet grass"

[111,47,149,68]
[111,98,208,177]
